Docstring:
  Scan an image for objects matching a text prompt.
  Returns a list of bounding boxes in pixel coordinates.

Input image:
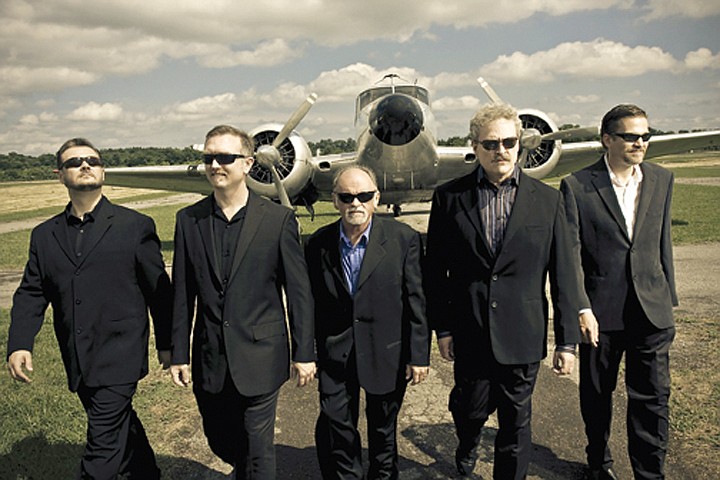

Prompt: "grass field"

[0,154,718,478]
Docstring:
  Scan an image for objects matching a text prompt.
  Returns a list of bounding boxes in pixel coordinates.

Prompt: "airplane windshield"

[356,85,429,113]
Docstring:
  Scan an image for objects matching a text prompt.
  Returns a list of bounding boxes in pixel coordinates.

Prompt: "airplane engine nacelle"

[517,108,562,179]
[247,123,315,204]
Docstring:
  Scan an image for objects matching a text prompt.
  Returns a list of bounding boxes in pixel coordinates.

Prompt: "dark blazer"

[305,216,429,396]
[560,158,677,331]
[8,197,172,391]
[171,191,315,397]
[425,168,580,366]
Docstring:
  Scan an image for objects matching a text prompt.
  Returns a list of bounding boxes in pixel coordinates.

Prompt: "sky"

[1,0,719,156]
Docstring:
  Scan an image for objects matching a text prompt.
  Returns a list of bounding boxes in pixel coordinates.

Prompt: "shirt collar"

[603,154,643,187]
[64,195,105,223]
[477,164,521,188]
[339,218,372,248]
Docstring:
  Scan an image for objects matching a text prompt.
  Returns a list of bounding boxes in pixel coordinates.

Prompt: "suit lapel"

[197,197,222,284]
[228,192,263,284]
[357,217,386,291]
[321,221,350,295]
[500,172,533,250]
[51,213,77,266]
[590,160,630,241]
[458,170,493,258]
[633,163,657,240]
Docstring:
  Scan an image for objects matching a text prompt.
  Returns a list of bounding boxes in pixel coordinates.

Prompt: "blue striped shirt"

[339,220,372,296]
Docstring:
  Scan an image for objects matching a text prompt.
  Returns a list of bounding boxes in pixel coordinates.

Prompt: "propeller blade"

[272,93,318,148]
[477,77,503,104]
[541,125,599,142]
[268,163,292,208]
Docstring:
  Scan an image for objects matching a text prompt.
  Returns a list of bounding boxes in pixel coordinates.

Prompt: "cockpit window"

[356,86,429,114]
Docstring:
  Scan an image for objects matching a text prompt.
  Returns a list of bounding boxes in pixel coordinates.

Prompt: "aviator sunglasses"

[203,153,250,165]
[612,132,652,143]
[60,156,103,169]
[335,191,376,204]
[478,137,518,151]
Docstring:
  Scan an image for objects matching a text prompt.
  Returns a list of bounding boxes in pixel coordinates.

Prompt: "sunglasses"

[60,156,103,169]
[478,137,518,151]
[612,132,652,143]
[335,191,376,204]
[203,153,250,165]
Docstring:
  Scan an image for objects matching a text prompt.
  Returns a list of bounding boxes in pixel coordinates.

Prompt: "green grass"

[671,184,720,244]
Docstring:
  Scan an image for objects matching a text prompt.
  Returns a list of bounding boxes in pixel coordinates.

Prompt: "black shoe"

[455,450,477,476]
[585,465,620,480]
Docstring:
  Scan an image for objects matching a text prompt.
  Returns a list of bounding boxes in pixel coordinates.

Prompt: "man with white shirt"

[561,104,677,480]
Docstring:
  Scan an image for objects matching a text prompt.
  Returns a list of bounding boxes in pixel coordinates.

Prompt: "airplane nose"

[369,94,424,146]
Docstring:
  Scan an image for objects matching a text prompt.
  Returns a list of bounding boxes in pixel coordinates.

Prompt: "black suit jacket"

[425,168,580,367]
[8,197,172,391]
[171,191,315,397]
[560,158,677,331]
[305,216,429,396]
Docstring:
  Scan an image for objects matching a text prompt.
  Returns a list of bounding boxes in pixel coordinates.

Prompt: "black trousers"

[315,360,407,480]
[450,351,540,480]
[76,382,159,480]
[194,374,280,480]
[579,296,675,480]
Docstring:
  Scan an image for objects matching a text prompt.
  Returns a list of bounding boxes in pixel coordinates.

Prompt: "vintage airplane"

[105,74,720,216]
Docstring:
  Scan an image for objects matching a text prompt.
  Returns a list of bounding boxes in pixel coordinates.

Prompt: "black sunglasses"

[612,132,652,143]
[335,191,376,204]
[60,156,103,169]
[478,137,518,151]
[203,153,250,165]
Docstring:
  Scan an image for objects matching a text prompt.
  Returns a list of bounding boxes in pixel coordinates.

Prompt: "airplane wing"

[547,130,720,178]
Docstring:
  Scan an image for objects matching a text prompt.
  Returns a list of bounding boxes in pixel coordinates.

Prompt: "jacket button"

[491,301,498,309]
[75,299,81,305]
[224,321,229,327]
[492,274,498,281]
[76,328,82,334]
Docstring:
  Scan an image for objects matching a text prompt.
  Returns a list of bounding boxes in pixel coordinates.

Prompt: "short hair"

[469,103,522,143]
[600,104,648,138]
[56,138,100,169]
[204,125,255,155]
[332,165,378,192]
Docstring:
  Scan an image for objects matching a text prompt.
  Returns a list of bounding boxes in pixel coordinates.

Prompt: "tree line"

[0,131,714,182]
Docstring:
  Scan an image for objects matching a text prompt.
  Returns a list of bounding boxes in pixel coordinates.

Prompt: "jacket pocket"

[252,321,287,340]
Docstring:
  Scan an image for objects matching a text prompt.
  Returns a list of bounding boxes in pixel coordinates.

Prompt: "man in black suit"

[305,166,429,480]
[425,103,581,479]
[170,125,316,479]
[7,138,172,479]
[561,105,677,480]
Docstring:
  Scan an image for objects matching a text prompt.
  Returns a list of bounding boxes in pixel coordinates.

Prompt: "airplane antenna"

[477,77,503,105]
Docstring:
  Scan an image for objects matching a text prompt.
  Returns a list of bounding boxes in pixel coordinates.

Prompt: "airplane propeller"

[254,93,318,208]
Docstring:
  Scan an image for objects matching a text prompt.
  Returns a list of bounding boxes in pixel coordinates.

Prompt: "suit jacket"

[425,168,580,367]
[305,216,429,396]
[171,191,315,397]
[8,197,172,391]
[560,158,677,331]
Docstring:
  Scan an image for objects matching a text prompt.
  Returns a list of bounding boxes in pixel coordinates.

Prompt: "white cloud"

[642,0,720,19]
[567,94,601,104]
[684,48,720,70]
[432,95,482,111]
[480,39,679,83]
[67,102,124,121]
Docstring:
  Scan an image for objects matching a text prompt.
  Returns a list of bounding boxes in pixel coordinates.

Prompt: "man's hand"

[157,350,171,369]
[8,350,34,383]
[438,336,455,361]
[170,364,192,387]
[579,311,599,347]
[406,365,429,385]
[552,351,575,376]
[292,361,317,387]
